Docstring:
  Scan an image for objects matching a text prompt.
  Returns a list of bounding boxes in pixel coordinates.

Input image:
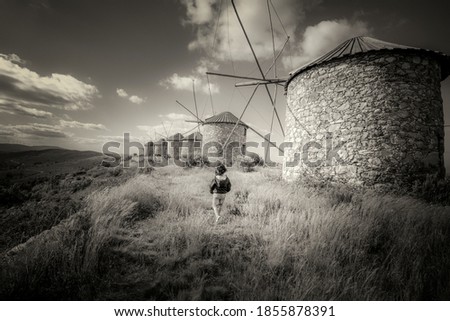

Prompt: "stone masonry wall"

[167,140,202,160]
[283,51,445,188]
[202,123,247,166]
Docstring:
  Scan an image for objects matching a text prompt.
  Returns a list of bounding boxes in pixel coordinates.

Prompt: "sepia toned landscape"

[1,0,450,303]
[1,145,449,300]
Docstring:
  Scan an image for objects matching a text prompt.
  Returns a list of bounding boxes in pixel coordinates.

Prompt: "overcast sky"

[0,0,449,165]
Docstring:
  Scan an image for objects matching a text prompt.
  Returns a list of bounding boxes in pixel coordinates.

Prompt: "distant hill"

[0,147,104,183]
[0,148,102,164]
[0,143,65,153]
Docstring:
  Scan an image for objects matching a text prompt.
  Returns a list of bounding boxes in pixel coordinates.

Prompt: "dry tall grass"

[0,174,159,299]
[1,165,450,300]
[128,167,450,300]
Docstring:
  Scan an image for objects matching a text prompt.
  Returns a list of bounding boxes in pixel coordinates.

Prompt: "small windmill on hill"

[175,0,307,164]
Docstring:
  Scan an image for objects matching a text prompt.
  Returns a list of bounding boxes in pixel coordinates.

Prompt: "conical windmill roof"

[204,111,248,128]
[285,36,450,89]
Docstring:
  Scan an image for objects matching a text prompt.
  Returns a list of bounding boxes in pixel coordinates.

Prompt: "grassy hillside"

[1,162,449,300]
[0,148,103,185]
[0,143,65,153]
[0,148,111,253]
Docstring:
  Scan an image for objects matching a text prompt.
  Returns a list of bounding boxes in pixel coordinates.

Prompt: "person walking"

[210,163,231,223]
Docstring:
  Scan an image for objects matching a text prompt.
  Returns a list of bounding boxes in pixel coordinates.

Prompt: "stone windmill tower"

[283,36,450,187]
[182,131,203,159]
[201,111,248,166]
[166,133,184,159]
[153,138,167,158]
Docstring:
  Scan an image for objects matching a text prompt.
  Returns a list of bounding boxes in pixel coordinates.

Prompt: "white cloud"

[72,137,104,145]
[195,57,219,75]
[0,53,26,65]
[201,81,219,95]
[172,0,311,95]
[159,113,191,121]
[59,119,107,131]
[116,88,128,98]
[184,0,301,62]
[15,106,52,118]
[0,127,15,136]
[137,125,153,132]
[285,19,371,68]
[167,0,307,96]
[0,118,107,144]
[0,123,68,138]
[0,54,99,111]
[166,3,370,100]
[162,73,194,91]
[160,73,219,95]
[182,0,217,25]
[116,88,145,104]
[98,134,146,143]
[129,95,144,105]
[0,99,53,118]
[137,120,197,139]
[179,2,370,76]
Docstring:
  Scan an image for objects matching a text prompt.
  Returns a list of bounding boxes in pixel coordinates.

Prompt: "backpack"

[213,176,231,193]
[219,177,231,193]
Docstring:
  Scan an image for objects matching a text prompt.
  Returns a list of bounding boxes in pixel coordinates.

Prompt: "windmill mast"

[230,0,285,137]
[265,0,277,164]
[192,80,200,133]
[205,0,290,164]
[175,0,299,164]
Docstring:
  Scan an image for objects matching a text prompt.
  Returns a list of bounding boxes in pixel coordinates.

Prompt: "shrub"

[138,166,154,174]
[71,177,93,192]
[0,184,29,207]
[186,154,209,168]
[109,166,123,177]
[236,155,256,172]
[246,152,264,166]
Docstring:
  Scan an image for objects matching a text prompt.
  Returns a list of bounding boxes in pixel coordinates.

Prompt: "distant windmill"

[174,0,309,164]
[207,0,301,161]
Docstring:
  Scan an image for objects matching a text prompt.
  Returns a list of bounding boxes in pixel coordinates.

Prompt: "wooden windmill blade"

[223,0,314,164]
[192,79,200,132]
[231,0,311,138]
[206,71,283,83]
[265,0,278,164]
[205,1,288,143]
[173,77,206,133]
[175,100,204,124]
[161,121,169,138]
[235,79,286,87]
[154,131,167,139]
[247,126,284,154]
[222,84,260,149]
[201,0,289,164]
[182,125,201,136]
[230,0,285,137]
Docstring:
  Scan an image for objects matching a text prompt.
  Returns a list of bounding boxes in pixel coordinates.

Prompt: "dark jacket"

[210,174,231,194]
